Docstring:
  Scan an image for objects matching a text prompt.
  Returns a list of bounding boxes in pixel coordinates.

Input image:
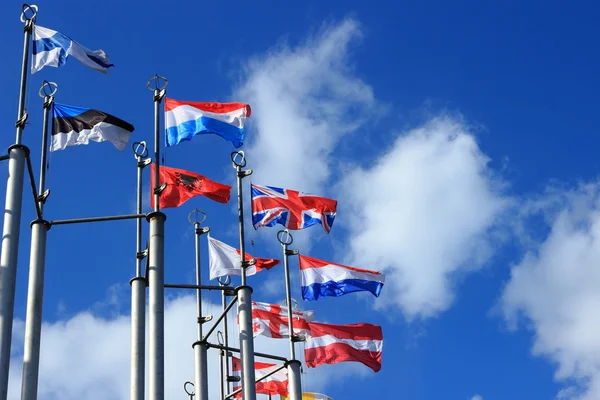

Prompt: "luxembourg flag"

[164,98,251,148]
[299,255,384,301]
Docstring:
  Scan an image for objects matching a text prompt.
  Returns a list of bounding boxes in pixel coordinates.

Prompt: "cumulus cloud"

[340,116,512,319]
[500,182,600,399]
[7,294,365,399]
[236,17,376,194]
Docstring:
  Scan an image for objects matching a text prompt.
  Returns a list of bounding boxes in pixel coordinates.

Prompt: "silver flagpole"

[217,276,232,400]
[231,151,257,400]
[130,141,150,400]
[0,5,37,399]
[147,75,167,400]
[20,81,55,400]
[277,230,302,400]
[190,210,210,400]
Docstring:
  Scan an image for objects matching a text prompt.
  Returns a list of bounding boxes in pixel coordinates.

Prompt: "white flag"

[207,235,279,280]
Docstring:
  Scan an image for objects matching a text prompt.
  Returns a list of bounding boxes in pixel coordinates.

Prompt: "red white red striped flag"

[231,356,288,398]
[304,322,383,372]
[251,301,314,339]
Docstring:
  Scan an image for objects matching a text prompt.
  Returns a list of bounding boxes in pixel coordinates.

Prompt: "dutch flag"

[164,98,251,148]
[31,25,114,74]
[299,254,385,301]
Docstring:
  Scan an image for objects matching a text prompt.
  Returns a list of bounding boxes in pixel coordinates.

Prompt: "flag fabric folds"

[164,98,251,148]
[304,322,383,372]
[251,184,337,233]
[281,393,333,400]
[207,235,280,280]
[231,356,288,398]
[150,164,231,209]
[251,301,314,339]
[299,255,385,301]
[51,102,133,152]
[32,25,114,74]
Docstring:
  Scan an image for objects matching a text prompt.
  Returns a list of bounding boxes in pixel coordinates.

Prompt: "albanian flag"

[150,163,231,209]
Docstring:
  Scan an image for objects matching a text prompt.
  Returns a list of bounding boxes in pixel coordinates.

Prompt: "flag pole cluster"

[28,17,385,400]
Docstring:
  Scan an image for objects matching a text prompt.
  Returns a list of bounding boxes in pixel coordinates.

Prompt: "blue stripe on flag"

[32,31,72,55]
[165,116,245,148]
[53,103,91,119]
[301,279,384,301]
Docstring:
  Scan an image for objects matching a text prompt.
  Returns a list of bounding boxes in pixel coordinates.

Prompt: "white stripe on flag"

[165,104,248,129]
[51,122,132,152]
[301,264,385,286]
[305,334,383,352]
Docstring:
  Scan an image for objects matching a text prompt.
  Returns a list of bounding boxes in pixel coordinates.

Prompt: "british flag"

[250,184,337,233]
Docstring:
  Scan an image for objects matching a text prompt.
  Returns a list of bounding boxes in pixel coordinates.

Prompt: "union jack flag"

[250,184,337,233]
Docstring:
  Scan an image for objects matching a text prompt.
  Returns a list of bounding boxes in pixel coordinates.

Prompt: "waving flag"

[207,235,280,280]
[51,102,133,151]
[32,25,113,74]
[304,322,383,372]
[299,255,384,301]
[231,356,288,398]
[164,98,251,147]
[150,164,231,209]
[251,301,314,339]
[251,184,337,233]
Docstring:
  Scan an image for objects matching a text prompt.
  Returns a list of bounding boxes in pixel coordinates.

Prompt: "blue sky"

[2,0,600,399]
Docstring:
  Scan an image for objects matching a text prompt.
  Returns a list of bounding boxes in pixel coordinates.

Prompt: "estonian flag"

[32,25,113,74]
[51,103,134,152]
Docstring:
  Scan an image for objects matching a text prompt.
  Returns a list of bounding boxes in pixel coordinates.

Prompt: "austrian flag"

[251,301,314,339]
[304,322,383,372]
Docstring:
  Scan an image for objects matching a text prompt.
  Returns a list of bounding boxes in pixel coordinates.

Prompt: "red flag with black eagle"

[150,163,231,208]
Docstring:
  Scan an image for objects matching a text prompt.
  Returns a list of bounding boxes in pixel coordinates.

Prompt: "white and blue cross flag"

[32,25,114,74]
[51,103,134,152]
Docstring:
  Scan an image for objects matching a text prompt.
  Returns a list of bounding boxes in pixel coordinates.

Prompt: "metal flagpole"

[130,141,150,400]
[277,230,302,400]
[231,151,257,400]
[19,81,55,400]
[0,5,37,399]
[147,75,167,400]
[217,276,232,400]
[189,210,210,400]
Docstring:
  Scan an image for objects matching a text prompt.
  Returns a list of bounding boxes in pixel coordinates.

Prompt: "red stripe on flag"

[298,254,383,275]
[305,342,382,372]
[165,97,251,116]
[308,322,383,340]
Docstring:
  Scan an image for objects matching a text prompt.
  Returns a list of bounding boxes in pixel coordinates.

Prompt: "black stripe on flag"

[52,109,134,136]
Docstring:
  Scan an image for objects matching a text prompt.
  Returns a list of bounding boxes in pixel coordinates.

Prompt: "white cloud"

[233,18,377,249]
[7,293,365,399]
[339,116,512,319]
[471,395,484,400]
[500,182,600,399]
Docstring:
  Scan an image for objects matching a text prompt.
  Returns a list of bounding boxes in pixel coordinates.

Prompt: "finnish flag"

[31,25,114,74]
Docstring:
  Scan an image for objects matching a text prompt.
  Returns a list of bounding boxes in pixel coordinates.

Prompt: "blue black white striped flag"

[32,25,114,74]
[51,103,134,152]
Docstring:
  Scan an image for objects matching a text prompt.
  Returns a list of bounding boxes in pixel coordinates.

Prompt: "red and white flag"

[207,235,280,280]
[304,322,383,372]
[231,356,288,398]
[251,301,314,339]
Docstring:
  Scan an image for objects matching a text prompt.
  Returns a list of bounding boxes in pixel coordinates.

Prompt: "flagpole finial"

[217,275,231,286]
[146,75,168,91]
[231,150,246,168]
[20,4,37,24]
[132,141,149,160]
[183,381,195,398]
[38,80,57,99]
[187,209,207,226]
[277,229,293,246]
